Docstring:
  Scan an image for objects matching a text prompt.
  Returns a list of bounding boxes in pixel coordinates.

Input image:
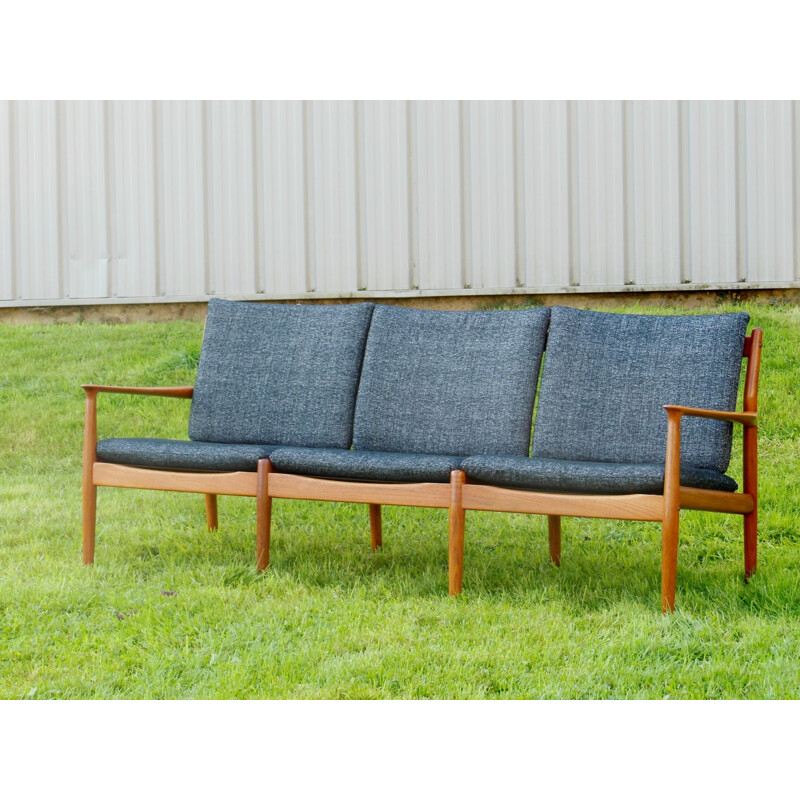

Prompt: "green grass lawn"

[1,302,799,699]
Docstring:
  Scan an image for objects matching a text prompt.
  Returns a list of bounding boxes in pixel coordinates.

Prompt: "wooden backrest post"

[742,329,762,515]
[743,329,763,414]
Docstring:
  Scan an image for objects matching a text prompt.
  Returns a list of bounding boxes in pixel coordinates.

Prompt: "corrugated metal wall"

[1,100,799,306]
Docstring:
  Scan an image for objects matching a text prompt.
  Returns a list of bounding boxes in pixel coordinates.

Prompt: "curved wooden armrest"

[663,404,757,427]
[82,384,194,398]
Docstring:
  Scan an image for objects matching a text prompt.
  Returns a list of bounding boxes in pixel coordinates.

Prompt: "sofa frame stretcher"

[81,305,761,614]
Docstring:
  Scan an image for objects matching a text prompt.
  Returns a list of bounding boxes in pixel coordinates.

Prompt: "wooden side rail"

[267,473,451,508]
[660,344,761,611]
[93,463,258,496]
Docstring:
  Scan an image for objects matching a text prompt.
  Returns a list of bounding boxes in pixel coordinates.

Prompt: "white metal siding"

[415,101,462,291]
[1,100,799,307]
[0,101,12,300]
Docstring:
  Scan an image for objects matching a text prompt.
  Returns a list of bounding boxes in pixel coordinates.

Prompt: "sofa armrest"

[82,384,194,399]
[81,385,195,480]
[662,404,756,427]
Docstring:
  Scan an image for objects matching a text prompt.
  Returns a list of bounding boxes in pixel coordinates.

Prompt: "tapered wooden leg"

[82,483,97,565]
[661,508,679,614]
[205,494,219,531]
[548,515,561,566]
[743,425,758,581]
[369,504,382,551]
[662,409,683,613]
[744,512,757,581]
[448,470,466,596]
[82,389,98,565]
[256,459,273,572]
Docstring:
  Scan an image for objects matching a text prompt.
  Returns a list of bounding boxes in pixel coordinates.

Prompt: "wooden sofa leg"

[205,494,219,531]
[662,408,682,613]
[661,513,679,613]
[82,482,97,565]
[744,511,757,581]
[82,388,97,565]
[448,470,466,596]
[369,504,382,550]
[548,516,561,566]
[743,425,758,581]
[256,459,273,572]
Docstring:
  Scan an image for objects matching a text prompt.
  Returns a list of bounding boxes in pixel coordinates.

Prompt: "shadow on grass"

[113,513,800,619]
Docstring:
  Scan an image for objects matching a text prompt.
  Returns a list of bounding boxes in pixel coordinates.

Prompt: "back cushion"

[352,305,551,457]
[189,299,374,447]
[532,307,749,472]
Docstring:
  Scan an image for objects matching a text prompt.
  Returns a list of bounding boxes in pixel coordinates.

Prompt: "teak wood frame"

[455,329,762,613]
[81,329,761,613]
[81,385,452,571]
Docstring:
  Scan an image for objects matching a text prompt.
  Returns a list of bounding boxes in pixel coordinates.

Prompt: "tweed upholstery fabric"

[96,438,277,472]
[269,447,464,483]
[188,299,374,448]
[352,305,550,457]
[532,307,749,473]
[462,455,738,494]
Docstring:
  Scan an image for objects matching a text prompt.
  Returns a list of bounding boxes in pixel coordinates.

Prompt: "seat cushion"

[96,438,277,472]
[532,307,749,473]
[269,447,464,483]
[462,455,738,494]
[352,305,551,457]
[188,299,374,448]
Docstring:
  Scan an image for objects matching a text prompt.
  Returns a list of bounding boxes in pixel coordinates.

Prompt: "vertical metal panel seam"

[459,100,472,289]
[678,100,691,283]
[621,100,635,285]
[735,100,749,282]
[354,101,367,291]
[103,100,116,297]
[7,101,18,299]
[152,101,164,297]
[567,100,580,286]
[252,100,264,294]
[512,100,525,288]
[793,100,800,280]
[406,100,419,290]
[56,101,68,298]
[201,100,212,296]
[302,100,315,293]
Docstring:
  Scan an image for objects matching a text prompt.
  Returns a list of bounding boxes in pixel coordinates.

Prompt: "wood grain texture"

[743,327,762,579]
[93,462,258,496]
[548,515,561,566]
[369,504,382,551]
[661,407,683,613]
[82,384,195,398]
[743,329,762,413]
[267,473,451,508]
[461,484,664,521]
[82,389,98,565]
[679,487,754,514]
[256,459,272,572]
[662,404,757,426]
[205,494,218,530]
[448,470,466,596]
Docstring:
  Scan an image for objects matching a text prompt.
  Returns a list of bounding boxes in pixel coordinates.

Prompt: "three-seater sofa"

[82,298,762,612]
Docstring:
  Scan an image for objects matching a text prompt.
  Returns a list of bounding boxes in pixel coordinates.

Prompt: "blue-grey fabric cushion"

[352,305,551,457]
[532,307,749,473]
[269,447,464,483]
[188,299,374,448]
[462,455,738,494]
[96,438,277,472]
